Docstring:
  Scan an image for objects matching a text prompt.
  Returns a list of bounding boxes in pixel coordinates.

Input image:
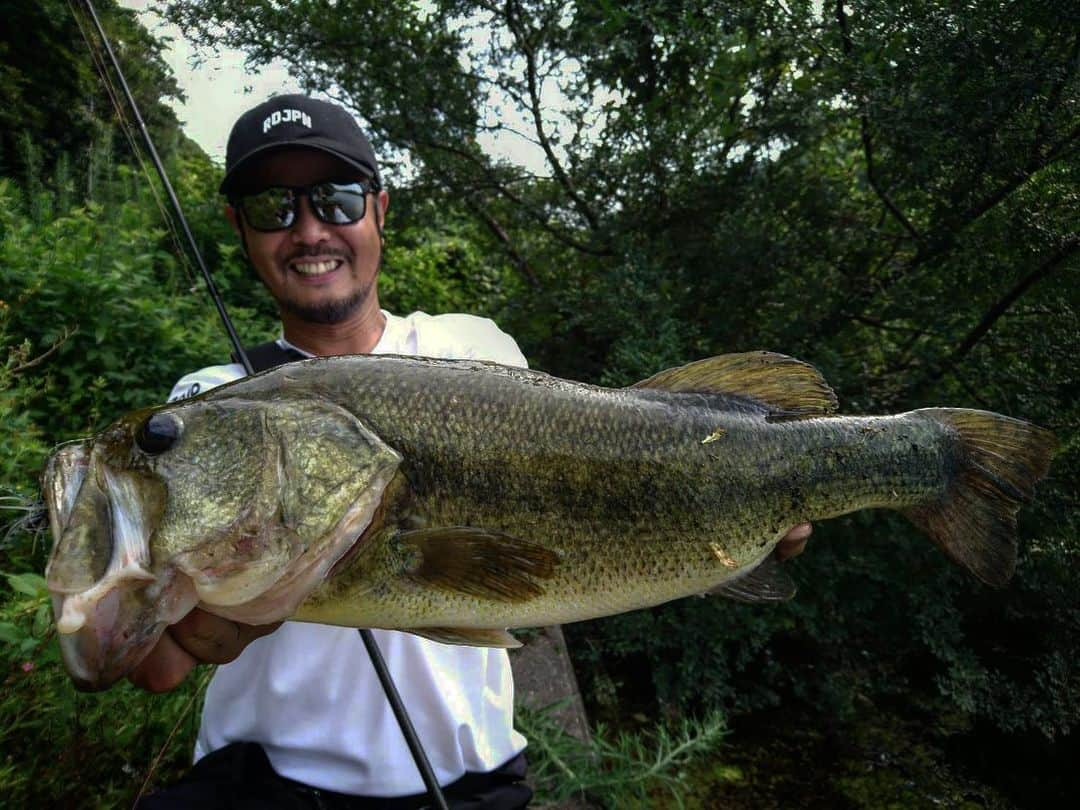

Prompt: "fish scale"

[285,361,974,628]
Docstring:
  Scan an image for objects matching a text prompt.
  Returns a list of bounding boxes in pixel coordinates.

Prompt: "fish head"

[44,394,401,690]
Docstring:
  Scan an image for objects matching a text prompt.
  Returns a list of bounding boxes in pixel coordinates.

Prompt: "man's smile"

[287,257,346,281]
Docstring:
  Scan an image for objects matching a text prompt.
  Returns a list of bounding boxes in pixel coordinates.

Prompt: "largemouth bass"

[43,352,1056,690]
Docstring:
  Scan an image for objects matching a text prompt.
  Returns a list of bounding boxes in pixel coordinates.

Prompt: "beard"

[271,243,381,325]
[279,280,373,325]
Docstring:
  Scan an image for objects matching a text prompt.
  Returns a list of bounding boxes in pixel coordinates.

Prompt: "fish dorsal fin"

[402,527,559,603]
[632,352,838,420]
[709,554,797,603]
[409,626,522,648]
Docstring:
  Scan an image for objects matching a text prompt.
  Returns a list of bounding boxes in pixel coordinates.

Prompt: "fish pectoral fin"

[401,527,559,603]
[408,626,523,648]
[631,351,838,420]
[709,554,797,603]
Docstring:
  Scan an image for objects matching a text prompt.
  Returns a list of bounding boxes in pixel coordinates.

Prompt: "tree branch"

[8,326,74,374]
[503,0,602,234]
[344,93,613,258]
[835,0,924,246]
[846,313,933,336]
[454,190,541,290]
[915,237,1079,391]
[805,125,1078,349]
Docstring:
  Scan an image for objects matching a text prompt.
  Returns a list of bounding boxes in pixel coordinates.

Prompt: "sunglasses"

[234,179,378,232]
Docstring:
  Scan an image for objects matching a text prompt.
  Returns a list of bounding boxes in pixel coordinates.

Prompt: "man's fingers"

[777,522,812,561]
[126,609,282,694]
[169,609,282,665]
[128,631,198,693]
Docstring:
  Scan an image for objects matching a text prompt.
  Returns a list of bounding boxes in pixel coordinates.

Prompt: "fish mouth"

[54,588,135,691]
[44,441,196,689]
[54,572,198,691]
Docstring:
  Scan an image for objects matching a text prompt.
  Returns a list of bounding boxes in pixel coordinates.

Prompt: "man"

[133,95,812,808]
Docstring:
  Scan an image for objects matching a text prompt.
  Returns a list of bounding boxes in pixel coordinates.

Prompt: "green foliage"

[700,704,1015,809]
[0,558,210,807]
[0,136,261,804]
[517,702,728,808]
[0,0,188,185]
[2,0,1078,803]
[0,337,50,495]
[0,155,269,445]
[380,195,525,320]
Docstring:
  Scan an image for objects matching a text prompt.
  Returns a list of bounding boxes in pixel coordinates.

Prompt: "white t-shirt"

[167,310,529,796]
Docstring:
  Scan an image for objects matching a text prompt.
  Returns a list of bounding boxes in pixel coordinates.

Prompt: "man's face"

[226,149,389,325]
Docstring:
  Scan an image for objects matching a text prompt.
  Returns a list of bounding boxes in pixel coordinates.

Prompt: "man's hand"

[777,522,812,561]
[128,608,281,693]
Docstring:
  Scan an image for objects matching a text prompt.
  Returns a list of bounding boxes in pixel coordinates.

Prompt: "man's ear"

[224,204,241,235]
[374,190,389,239]
[225,205,250,260]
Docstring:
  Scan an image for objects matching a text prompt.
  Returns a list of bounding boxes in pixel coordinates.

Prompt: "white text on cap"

[263,109,313,133]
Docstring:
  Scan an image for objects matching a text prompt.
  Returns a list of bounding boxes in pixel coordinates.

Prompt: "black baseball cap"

[220,94,380,195]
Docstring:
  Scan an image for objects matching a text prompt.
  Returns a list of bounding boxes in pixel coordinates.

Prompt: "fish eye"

[136,413,181,454]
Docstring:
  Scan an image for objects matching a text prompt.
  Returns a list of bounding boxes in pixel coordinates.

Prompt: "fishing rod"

[77,3,448,807]
[79,0,251,375]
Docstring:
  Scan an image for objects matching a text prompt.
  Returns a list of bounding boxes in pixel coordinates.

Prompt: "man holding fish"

[126,96,812,807]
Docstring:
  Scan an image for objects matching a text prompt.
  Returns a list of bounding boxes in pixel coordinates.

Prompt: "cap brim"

[219,139,379,195]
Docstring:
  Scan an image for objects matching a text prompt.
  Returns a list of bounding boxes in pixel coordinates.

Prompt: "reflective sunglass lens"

[240,182,370,231]
[310,183,368,224]
[242,188,297,230]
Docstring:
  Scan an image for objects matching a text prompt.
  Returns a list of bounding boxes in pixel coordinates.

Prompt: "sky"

[117,1,549,172]
[119,1,304,160]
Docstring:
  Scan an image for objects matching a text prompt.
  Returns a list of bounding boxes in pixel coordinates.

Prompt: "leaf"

[0,622,21,644]
[33,604,51,637]
[5,572,47,598]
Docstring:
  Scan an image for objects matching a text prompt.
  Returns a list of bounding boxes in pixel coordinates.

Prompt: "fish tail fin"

[903,409,1056,587]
